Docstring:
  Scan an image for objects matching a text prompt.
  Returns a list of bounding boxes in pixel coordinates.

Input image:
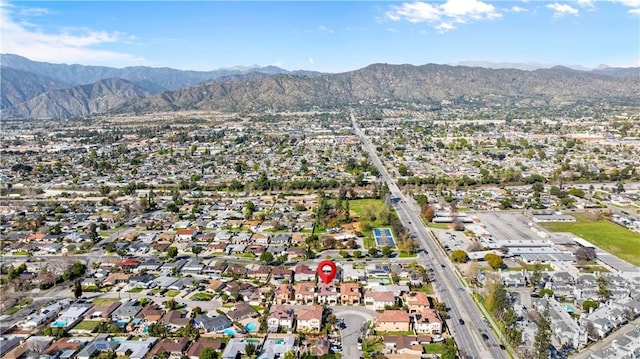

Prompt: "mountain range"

[1,54,638,119]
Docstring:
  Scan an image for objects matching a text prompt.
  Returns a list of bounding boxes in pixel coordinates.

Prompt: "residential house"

[161,310,192,332]
[294,264,317,282]
[270,267,293,284]
[382,335,424,357]
[403,292,430,314]
[84,302,121,320]
[251,265,271,282]
[317,282,339,305]
[340,283,361,305]
[115,338,157,359]
[364,290,396,311]
[42,337,84,359]
[294,283,316,305]
[194,314,233,333]
[56,302,93,328]
[148,338,190,359]
[111,300,141,322]
[76,335,120,359]
[135,304,164,323]
[222,339,249,359]
[413,309,442,335]
[226,302,260,322]
[185,339,224,359]
[297,305,323,333]
[259,337,297,359]
[275,284,294,304]
[175,228,198,241]
[268,304,296,333]
[376,310,411,332]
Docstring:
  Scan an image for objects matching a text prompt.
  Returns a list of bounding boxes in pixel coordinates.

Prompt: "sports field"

[540,213,640,267]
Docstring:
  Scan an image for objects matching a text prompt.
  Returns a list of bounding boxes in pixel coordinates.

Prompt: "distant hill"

[116,62,640,114]
[0,54,323,91]
[590,66,640,78]
[5,78,151,119]
[1,55,638,119]
[0,67,71,109]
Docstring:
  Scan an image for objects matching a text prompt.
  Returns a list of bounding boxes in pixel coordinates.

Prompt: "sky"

[1,0,639,73]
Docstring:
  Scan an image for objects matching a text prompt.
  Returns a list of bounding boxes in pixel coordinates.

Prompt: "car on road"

[459,318,465,325]
[357,343,362,350]
[481,333,489,341]
[499,344,506,350]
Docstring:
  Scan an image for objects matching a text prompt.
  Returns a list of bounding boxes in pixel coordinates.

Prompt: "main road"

[351,113,508,359]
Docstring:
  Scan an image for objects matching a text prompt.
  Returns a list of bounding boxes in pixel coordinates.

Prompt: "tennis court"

[373,228,396,247]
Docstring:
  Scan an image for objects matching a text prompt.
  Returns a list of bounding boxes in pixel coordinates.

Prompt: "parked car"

[459,318,465,325]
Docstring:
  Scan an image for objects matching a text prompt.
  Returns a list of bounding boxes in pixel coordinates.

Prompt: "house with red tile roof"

[340,283,361,305]
[376,310,411,332]
[297,305,324,333]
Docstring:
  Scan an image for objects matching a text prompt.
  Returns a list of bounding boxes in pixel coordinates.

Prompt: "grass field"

[128,288,144,293]
[349,199,391,249]
[540,213,640,267]
[92,297,121,306]
[165,289,180,297]
[427,223,450,230]
[73,320,100,331]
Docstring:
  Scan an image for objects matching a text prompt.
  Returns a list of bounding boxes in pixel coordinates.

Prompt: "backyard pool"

[245,322,257,332]
[223,328,236,336]
[51,321,68,327]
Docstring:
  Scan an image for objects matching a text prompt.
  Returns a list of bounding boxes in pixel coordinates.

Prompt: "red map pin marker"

[317,260,337,284]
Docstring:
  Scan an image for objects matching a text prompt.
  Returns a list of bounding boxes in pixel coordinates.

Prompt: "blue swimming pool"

[223,328,236,336]
[52,321,67,327]
[245,322,257,332]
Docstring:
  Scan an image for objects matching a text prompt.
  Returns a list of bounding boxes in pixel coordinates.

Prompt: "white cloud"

[318,25,334,34]
[387,27,400,33]
[613,0,640,14]
[0,1,143,66]
[272,60,284,67]
[575,0,595,8]
[308,57,315,65]
[546,3,579,17]
[386,0,501,32]
[509,6,528,13]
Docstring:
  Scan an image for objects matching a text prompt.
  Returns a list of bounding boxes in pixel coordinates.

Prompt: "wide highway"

[351,113,508,359]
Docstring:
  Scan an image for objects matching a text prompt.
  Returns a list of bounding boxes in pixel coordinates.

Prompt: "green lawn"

[128,288,144,293]
[399,251,417,258]
[3,306,19,315]
[427,223,450,230]
[92,297,121,306]
[165,289,180,297]
[191,292,214,301]
[349,199,386,217]
[73,320,100,331]
[423,343,447,356]
[540,213,640,266]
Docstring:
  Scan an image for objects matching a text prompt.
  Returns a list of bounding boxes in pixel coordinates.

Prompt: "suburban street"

[351,113,508,359]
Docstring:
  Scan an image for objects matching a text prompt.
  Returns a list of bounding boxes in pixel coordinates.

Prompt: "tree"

[165,299,179,310]
[368,247,379,257]
[339,250,349,258]
[381,246,392,257]
[575,247,596,262]
[167,246,178,259]
[596,276,611,301]
[260,251,274,263]
[484,253,503,269]
[530,263,543,288]
[73,279,83,299]
[244,343,256,357]
[582,300,598,313]
[533,306,552,359]
[490,283,509,320]
[283,351,296,359]
[450,249,469,263]
[192,245,203,260]
[200,347,218,359]
[353,250,362,258]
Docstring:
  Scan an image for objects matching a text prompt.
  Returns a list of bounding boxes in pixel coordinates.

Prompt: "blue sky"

[1,1,639,72]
